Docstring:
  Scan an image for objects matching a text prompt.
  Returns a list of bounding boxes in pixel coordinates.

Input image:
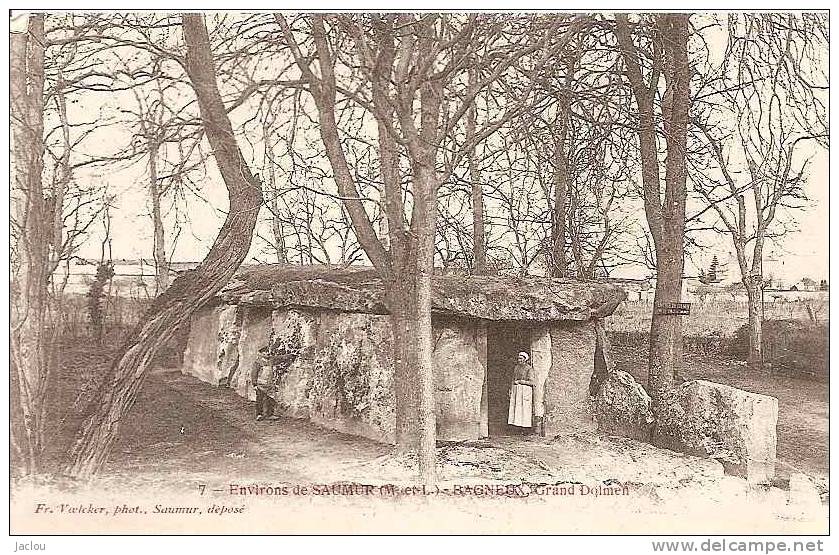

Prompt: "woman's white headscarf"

[517,351,530,362]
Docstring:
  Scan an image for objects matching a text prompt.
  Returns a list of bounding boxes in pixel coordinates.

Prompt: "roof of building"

[218,264,627,322]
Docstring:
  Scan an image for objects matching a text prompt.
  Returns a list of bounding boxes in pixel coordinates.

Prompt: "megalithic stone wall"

[182,303,240,386]
[294,310,396,443]
[232,307,273,401]
[181,304,489,444]
[529,327,551,419]
[432,322,485,441]
[543,322,597,434]
[217,305,242,387]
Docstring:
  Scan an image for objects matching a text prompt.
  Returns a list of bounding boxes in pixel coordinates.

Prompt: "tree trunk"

[550,81,571,278]
[413,187,437,484]
[64,14,263,478]
[148,142,169,294]
[551,169,568,278]
[279,13,438,483]
[389,174,437,483]
[10,14,49,476]
[262,121,287,263]
[270,201,287,264]
[616,14,691,410]
[465,81,486,274]
[648,241,684,403]
[746,278,764,373]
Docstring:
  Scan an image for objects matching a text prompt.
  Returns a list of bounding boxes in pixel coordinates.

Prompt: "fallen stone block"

[655,380,778,483]
[594,370,654,441]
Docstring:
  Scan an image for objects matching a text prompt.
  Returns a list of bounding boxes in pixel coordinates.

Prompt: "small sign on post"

[654,302,692,316]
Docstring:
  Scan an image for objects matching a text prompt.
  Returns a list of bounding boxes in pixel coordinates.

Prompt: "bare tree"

[10,14,51,475]
[277,14,575,482]
[614,14,692,408]
[691,13,828,372]
[65,14,264,478]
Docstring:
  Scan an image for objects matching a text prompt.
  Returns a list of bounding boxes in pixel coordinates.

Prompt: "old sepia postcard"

[7,6,830,542]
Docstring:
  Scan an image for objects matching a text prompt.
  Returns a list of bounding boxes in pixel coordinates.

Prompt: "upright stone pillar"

[543,322,597,434]
[530,327,552,421]
[216,305,241,387]
[233,307,272,400]
[433,324,484,441]
[476,323,489,438]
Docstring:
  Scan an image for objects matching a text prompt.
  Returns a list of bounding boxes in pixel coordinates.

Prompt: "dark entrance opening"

[486,322,532,437]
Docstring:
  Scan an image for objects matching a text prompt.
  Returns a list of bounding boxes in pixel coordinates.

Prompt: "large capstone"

[655,380,779,483]
[594,370,654,441]
[220,264,627,322]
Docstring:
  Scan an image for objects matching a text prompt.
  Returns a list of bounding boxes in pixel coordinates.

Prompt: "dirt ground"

[10,340,829,534]
[611,343,829,491]
[12,366,828,534]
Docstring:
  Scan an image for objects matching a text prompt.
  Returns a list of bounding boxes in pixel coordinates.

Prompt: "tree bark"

[407,147,439,484]
[648,241,685,401]
[278,14,439,483]
[148,142,170,294]
[616,14,691,408]
[745,278,764,373]
[465,70,486,274]
[550,67,572,278]
[64,14,263,478]
[10,14,49,476]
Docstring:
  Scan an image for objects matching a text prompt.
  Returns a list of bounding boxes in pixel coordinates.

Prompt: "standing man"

[251,346,277,421]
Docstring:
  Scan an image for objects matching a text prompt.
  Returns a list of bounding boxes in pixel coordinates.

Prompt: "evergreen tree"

[708,255,719,283]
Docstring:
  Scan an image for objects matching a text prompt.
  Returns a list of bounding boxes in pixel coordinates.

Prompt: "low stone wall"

[589,331,779,483]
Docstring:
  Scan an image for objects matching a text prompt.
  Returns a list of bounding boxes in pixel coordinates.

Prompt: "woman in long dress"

[508,351,534,433]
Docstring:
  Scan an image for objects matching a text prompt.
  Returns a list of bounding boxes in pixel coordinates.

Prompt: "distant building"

[602,278,651,301]
[52,258,200,297]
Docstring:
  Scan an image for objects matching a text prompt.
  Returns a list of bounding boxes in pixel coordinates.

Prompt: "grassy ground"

[610,298,828,337]
[610,343,829,492]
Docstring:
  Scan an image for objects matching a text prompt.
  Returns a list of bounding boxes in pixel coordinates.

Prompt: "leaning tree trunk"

[64,14,263,479]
